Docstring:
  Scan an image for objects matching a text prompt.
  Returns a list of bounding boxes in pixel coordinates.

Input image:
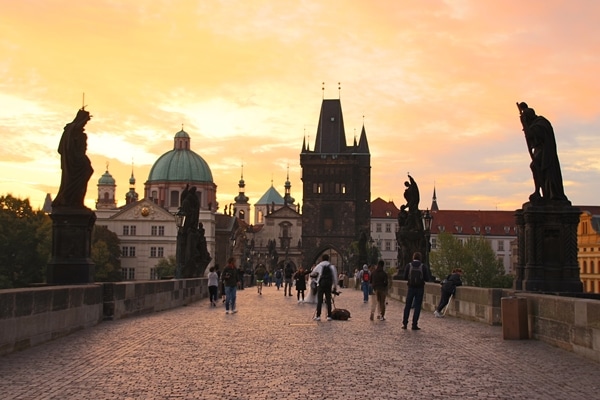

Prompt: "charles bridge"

[1,277,599,399]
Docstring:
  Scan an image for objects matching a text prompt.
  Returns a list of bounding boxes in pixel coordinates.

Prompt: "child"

[434,268,463,317]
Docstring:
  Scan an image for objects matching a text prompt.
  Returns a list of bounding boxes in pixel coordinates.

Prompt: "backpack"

[362,270,370,282]
[408,262,425,286]
[319,264,333,287]
[331,308,351,320]
[275,270,282,279]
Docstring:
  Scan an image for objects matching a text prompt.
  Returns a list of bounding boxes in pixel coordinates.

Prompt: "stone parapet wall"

[0,278,209,356]
[384,279,600,363]
[0,285,103,356]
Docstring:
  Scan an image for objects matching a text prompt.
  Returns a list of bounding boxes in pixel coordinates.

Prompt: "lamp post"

[174,208,186,279]
[421,208,433,275]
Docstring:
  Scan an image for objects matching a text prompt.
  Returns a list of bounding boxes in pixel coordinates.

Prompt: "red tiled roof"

[371,197,400,218]
[429,210,517,236]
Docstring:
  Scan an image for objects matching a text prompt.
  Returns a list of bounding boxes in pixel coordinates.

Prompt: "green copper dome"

[98,170,115,185]
[147,130,214,183]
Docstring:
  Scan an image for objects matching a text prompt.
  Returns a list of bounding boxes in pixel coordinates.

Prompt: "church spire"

[430,185,439,212]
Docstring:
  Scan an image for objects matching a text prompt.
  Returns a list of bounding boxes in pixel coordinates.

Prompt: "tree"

[155,256,176,279]
[0,195,50,288]
[430,232,512,288]
[91,225,122,282]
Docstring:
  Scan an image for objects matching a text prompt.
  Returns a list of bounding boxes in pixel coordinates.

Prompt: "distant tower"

[96,165,117,210]
[125,165,139,205]
[300,97,371,268]
[430,186,439,212]
[234,165,250,221]
[283,165,295,206]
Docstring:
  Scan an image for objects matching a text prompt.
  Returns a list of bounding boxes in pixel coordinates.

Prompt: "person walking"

[283,263,295,296]
[360,264,371,303]
[293,266,309,303]
[222,257,240,314]
[310,254,338,321]
[370,260,389,321]
[207,266,219,307]
[354,268,361,290]
[434,268,463,317]
[401,252,431,330]
[254,263,267,295]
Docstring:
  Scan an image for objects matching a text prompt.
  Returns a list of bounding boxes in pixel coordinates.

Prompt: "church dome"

[147,129,213,183]
[98,170,115,185]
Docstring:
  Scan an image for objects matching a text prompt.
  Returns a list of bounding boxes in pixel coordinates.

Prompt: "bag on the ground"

[319,264,333,287]
[331,308,351,320]
[408,262,424,286]
[362,271,370,282]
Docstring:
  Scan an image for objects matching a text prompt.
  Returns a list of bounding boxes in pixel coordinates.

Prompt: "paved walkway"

[1,283,598,399]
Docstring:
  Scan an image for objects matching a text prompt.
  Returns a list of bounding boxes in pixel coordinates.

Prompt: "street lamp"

[174,208,187,279]
[422,209,433,276]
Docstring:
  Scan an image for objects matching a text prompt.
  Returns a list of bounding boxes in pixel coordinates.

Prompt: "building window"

[341,184,346,194]
[123,226,129,236]
[498,241,504,251]
[385,223,391,233]
[150,268,158,280]
[122,246,136,257]
[150,247,157,258]
[151,226,157,236]
[158,247,164,258]
[258,210,264,224]
[122,268,135,280]
[170,190,179,207]
[376,223,382,233]
[385,241,391,251]
[431,238,437,249]
[130,225,136,235]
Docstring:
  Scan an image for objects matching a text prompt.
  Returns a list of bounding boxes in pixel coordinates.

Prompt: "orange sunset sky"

[1,0,599,214]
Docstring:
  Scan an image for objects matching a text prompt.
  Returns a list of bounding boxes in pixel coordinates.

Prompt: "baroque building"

[95,128,217,280]
[300,98,371,271]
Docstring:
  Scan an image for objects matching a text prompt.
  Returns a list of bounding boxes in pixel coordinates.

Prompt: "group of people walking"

[206,252,463,328]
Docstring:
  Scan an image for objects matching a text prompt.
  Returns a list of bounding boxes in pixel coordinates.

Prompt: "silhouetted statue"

[402,174,422,231]
[181,186,199,232]
[517,102,568,202]
[52,108,94,209]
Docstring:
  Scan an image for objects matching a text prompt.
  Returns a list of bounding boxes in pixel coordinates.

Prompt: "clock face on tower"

[141,206,150,217]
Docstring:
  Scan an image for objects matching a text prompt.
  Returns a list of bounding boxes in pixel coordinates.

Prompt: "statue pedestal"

[47,208,96,285]
[514,202,582,293]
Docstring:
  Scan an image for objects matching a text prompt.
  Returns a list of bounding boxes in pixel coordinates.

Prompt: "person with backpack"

[274,268,283,290]
[310,254,339,321]
[401,252,431,330]
[360,264,371,303]
[254,263,267,295]
[283,263,295,297]
[434,268,463,317]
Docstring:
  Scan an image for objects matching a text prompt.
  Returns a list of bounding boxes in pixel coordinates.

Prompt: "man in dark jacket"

[434,268,463,317]
[370,260,389,321]
[402,252,431,330]
[222,257,240,314]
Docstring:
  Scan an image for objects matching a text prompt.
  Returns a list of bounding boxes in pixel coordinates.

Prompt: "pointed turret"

[283,166,295,205]
[313,99,347,153]
[125,165,139,205]
[430,186,439,212]
[234,165,250,220]
[356,124,370,153]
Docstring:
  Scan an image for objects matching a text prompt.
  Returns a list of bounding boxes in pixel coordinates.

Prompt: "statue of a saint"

[52,108,94,209]
[517,102,568,202]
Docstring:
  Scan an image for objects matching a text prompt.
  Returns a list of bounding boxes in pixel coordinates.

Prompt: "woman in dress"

[304,264,318,304]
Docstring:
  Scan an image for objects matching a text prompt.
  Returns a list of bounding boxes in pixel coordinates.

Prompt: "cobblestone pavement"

[1,284,599,399]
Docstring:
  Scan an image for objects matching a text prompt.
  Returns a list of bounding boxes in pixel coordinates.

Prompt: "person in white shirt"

[310,254,339,321]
